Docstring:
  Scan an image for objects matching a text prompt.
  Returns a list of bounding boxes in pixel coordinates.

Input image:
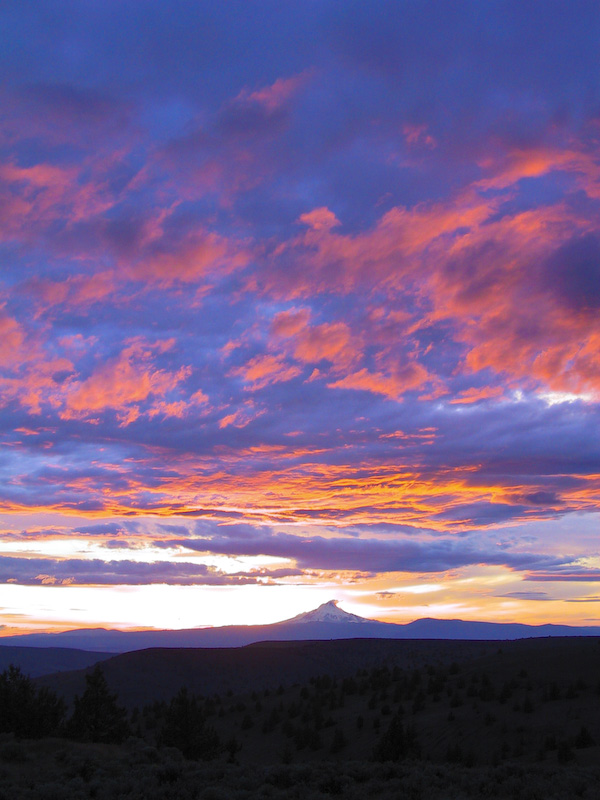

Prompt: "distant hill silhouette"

[36,635,600,712]
[34,638,488,707]
[0,645,113,677]
[3,600,600,653]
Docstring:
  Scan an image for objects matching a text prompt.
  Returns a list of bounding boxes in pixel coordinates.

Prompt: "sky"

[0,1,599,633]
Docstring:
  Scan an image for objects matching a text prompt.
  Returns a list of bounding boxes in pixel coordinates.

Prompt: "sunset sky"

[1,1,599,633]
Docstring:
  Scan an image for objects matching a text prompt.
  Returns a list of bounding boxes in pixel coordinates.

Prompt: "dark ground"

[2,637,599,798]
[0,737,599,799]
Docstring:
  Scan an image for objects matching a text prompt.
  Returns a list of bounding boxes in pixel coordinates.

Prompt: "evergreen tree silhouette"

[66,665,129,743]
[160,687,220,759]
[0,665,65,738]
[373,710,420,761]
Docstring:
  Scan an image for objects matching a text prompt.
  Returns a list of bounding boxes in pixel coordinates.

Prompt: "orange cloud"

[270,308,312,338]
[266,145,600,397]
[402,124,436,149]
[328,362,431,400]
[0,309,27,368]
[476,146,600,196]
[292,321,360,370]
[449,387,504,404]
[218,402,265,429]
[231,354,302,391]
[0,160,114,243]
[61,339,192,425]
[130,230,249,286]
[235,72,311,112]
[299,207,341,232]
[0,307,77,414]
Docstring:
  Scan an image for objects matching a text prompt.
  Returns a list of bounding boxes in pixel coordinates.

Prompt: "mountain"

[401,617,600,639]
[287,599,376,624]
[2,600,600,653]
[0,645,113,677]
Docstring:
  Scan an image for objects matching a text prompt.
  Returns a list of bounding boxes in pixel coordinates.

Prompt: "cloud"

[0,0,599,625]
[234,73,311,113]
[566,595,600,603]
[496,591,553,601]
[0,555,303,587]
[544,233,600,315]
[230,354,301,391]
[525,572,600,583]
[328,364,431,400]
[60,338,196,425]
[168,531,564,575]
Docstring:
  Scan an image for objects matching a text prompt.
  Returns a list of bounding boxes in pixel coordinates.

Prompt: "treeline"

[0,664,222,758]
[0,665,65,739]
[2,654,600,767]
[0,664,128,744]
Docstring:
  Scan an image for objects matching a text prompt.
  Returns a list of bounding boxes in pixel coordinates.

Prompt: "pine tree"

[0,665,65,738]
[66,665,129,743]
[373,710,420,761]
[160,687,220,760]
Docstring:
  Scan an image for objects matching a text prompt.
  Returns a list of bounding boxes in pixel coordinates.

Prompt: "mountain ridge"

[2,600,600,653]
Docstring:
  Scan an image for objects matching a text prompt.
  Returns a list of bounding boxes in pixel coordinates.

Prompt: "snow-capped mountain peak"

[286,600,370,624]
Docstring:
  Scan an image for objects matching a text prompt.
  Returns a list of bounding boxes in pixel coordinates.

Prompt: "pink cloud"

[61,339,192,425]
[263,147,600,397]
[448,387,504,404]
[328,362,431,400]
[234,72,312,112]
[270,308,312,338]
[299,207,341,232]
[231,354,302,391]
[129,229,249,286]
[292,321,360,370]
[0,309,27,368]
[218,402,265,429]
[0,160,115,244]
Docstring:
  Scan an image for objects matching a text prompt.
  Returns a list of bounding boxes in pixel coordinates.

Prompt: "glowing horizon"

[0,2,599,634]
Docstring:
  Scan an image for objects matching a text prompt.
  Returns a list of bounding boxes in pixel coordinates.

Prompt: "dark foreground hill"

[36,635,600,710]
[37,638,499,707]
[1,738,599,800]
[4,600,600,652]
[0,645,113,677]
[2,636,597,799]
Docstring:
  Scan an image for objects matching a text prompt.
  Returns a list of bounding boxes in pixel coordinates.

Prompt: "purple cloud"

[167,532,566,575]
[0,555,303,587]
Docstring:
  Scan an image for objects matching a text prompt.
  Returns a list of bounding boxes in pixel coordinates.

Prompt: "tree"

[373,711,420,762]
[160,688,220,760]
[0,665,65,738]
[66,665,129,743]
